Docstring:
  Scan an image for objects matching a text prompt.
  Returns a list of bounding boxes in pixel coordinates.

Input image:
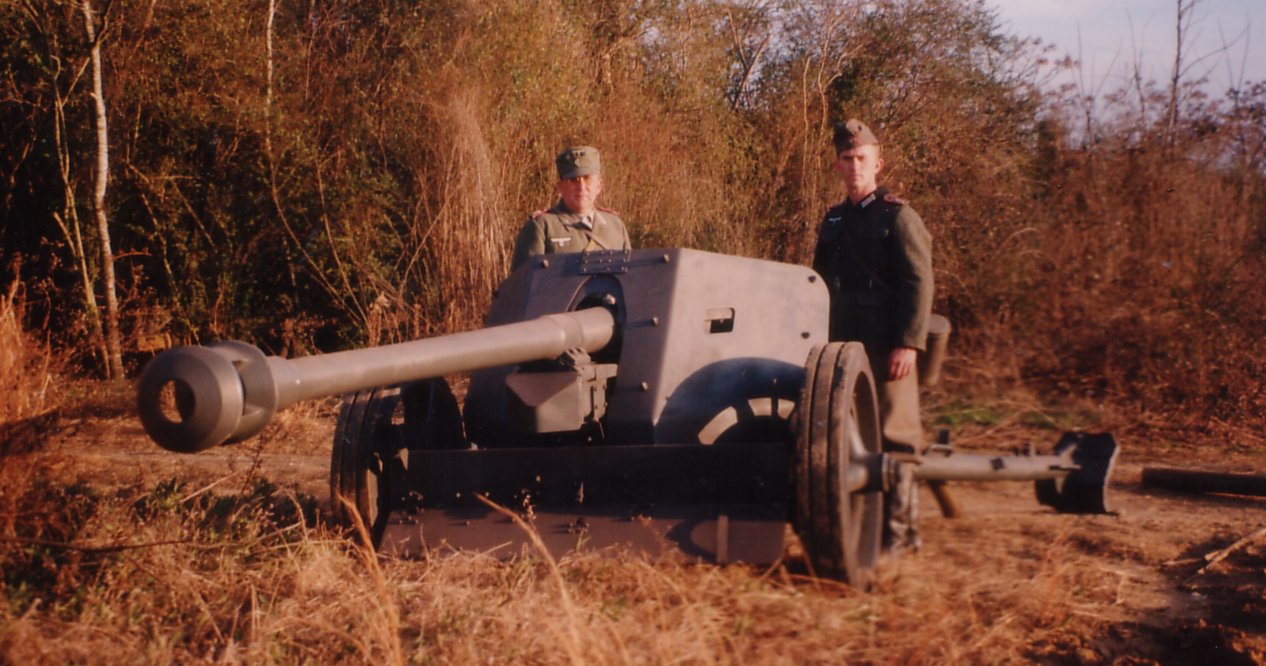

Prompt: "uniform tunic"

[813,185,934,550]
[813,186,933,455]
[510,203,631,271]
[812,186,933,356]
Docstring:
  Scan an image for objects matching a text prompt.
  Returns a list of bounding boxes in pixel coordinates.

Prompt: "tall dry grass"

[0,468,1119,665]
[0,276,60,426]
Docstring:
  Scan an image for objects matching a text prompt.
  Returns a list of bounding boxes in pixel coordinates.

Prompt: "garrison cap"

[833,119,879,153]
[555,145,602,180]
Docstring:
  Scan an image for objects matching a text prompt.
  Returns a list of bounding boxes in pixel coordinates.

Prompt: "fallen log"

[1141,467,1266,498]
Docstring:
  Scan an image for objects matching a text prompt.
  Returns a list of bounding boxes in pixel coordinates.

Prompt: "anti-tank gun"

[137,249,1118,588]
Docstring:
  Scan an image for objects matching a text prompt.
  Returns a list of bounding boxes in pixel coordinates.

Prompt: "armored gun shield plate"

[466,248,829,448]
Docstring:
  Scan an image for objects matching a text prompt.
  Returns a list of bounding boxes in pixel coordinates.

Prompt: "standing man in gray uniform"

[812,119,934,554]
[511,146,631,271]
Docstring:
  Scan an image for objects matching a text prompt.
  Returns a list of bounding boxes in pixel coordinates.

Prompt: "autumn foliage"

[1,0,1263,433]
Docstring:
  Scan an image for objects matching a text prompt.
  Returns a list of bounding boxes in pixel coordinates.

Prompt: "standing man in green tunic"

[510,145,631,271]
[812,119,934,554]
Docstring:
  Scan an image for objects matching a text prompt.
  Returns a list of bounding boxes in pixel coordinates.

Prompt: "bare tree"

[262,0,371,342]
[725,2,773,110]
[19,0,112,375]
[1164,0,1195,144]
[81,0,123,378]
[1163,0,1230,148]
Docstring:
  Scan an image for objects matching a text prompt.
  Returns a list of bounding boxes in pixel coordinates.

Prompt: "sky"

[990,0,1265,95]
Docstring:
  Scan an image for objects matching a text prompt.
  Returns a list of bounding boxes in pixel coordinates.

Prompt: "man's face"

[558,173,603,215]
[833,144,883,198]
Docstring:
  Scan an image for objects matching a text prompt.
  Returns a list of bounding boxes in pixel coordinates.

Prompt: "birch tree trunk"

[81,0,123,378]
[52,93,107,375]
[23,1,111,374]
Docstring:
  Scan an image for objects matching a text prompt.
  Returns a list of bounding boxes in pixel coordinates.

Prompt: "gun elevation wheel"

[793,342,883,589]
[330,378,463,538]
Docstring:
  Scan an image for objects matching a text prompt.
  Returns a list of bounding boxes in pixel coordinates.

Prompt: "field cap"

[556,146,601,180]
[833,119,879,153]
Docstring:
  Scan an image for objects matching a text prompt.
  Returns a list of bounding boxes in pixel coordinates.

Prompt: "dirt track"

[34,409,1266,663]
[913,463,1266,662]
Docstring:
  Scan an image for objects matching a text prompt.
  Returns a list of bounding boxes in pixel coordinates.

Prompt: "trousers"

[878,365,923,551]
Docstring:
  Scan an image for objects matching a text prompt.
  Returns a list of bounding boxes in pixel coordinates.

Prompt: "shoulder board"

[883,194,907,206]
[530,209,548,220]
[597,206,620,215]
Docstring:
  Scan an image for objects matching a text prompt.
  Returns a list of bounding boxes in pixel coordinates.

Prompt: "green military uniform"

[509,145,632,271]
[813,119,934,552]
[510,206,630,271]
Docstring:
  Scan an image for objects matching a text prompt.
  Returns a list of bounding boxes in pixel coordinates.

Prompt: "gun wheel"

[793,342,883,589]
[330,378,463,539]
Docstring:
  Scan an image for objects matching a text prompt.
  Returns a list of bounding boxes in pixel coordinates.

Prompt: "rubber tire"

[330,379,464,538]
[331,386,398,536]
[793,342,884,589]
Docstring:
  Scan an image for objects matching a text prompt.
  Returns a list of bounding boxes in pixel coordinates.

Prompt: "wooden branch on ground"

[1186,525,1266,582]
[1142,466,1266,497]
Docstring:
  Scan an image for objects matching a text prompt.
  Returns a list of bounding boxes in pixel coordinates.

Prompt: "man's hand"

[888,347,918,381]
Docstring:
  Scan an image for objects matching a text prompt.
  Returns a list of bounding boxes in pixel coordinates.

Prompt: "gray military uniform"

[510,204,631,271]
[813,187,933,361]
[813,185,933,551]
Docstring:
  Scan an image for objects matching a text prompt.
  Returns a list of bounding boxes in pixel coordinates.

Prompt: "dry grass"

[0,443,1129,665]
[0,278,61,426]
[0,361,1252,663]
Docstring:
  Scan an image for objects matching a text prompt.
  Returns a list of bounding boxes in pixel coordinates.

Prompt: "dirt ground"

[915,462,1266,663]
[20,398,1266,664]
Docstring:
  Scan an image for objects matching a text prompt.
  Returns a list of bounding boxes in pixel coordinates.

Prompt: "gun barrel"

[138,307,615,453]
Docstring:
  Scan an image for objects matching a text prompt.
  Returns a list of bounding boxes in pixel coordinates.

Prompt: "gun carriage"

[138,249,1117,588]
